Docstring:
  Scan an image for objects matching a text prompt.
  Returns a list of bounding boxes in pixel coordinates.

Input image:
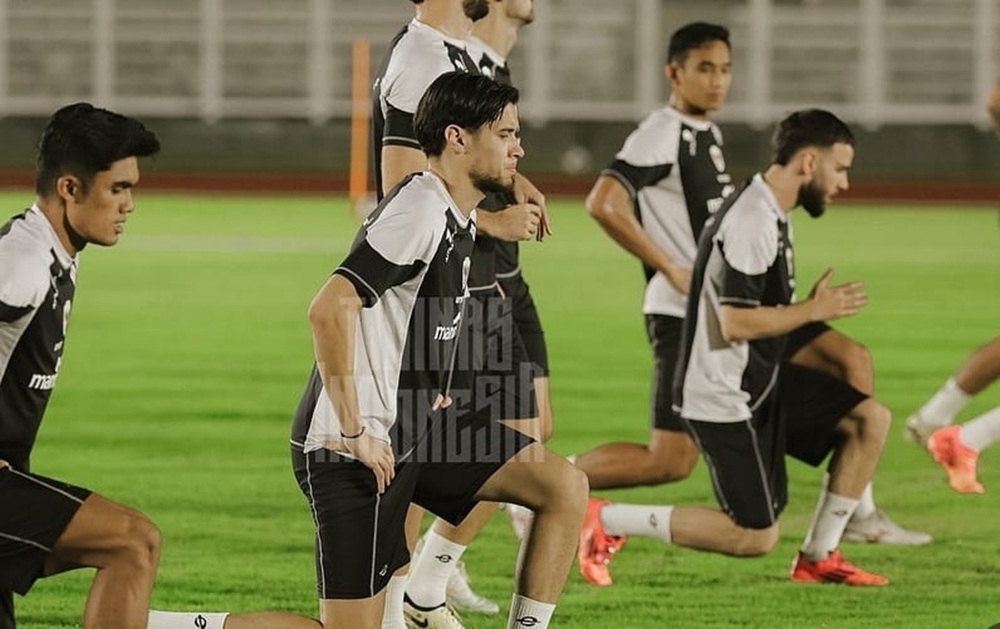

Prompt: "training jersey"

[465,35,520,283]
[291,173,476,458]
[673,174,795,423]
[373,18,478,201]
[0,206,77,471]
[602,107,734,318]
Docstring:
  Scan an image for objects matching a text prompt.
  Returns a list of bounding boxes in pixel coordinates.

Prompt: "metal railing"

[0,0,995,129]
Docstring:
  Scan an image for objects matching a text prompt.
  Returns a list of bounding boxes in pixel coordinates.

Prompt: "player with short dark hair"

[151,72,586,629]
[0,102,161,629]
[575,23,929,587]
[586,109,893,587]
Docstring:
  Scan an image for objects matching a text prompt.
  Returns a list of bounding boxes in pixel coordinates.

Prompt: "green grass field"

[6,191,999,628]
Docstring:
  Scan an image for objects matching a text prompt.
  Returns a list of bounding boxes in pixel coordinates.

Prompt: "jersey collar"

[29,204,77,269]
[410,18,469,50]
[751,174,787,223]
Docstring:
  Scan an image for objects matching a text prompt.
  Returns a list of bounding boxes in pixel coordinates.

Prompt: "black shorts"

[291,411,534,600]
[784,321,832,359]
[685,364,865,529]
[0,589,11,629]
[782,363,869,466]
[463,289,539,421]
[646,314,685,432]
[498,273,549,376]
[0,467,91,597]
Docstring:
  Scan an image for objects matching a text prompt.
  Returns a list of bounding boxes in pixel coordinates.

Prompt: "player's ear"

[443,124,467,154]
[56,175,82,203]
[665,63,679,84]
[799,149,817,177]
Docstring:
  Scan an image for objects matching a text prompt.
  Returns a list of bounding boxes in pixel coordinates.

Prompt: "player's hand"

[432,393,453,411]
[484,203,543,242]
[0,459,7,471]
[808,268,868,321]
[512,173,552,239]
[664,264,693,295]
[340,433,396,494]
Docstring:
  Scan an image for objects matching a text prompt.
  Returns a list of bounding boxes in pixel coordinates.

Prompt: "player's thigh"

[782,363,869,466]
[0,467,92,592]
[412,412,537,523]
[46,492,160,575]
[474,442,587,512]
[319,589,386,629]
[686,406,787,530]
[292,449,415,600]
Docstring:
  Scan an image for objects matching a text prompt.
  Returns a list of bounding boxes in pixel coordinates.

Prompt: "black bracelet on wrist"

[340,426,366,440]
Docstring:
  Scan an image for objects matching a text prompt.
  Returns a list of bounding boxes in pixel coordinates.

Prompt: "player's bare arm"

[381,144,430,196]
[721,269,868,342]
[587,174,692,294]
[308,274,395,493]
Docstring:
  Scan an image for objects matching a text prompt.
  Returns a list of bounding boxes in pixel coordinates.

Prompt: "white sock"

[599,503,673,543]
[148,611,229,629]
[959,406,1000,451]
[381,575,408,629]
[853,481,877,520]
[507,594,555,629]
[405,530,465,608]
[801,492,859,561]
[919,377,971,426]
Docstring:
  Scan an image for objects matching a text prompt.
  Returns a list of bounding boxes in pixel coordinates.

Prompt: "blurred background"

[0,0,996,197]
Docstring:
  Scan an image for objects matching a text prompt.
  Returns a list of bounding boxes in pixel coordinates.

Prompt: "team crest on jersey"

[709,145,726,173]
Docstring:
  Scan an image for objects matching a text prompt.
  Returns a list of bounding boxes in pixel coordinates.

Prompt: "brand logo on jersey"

[29,357,61,391]
[62,299,72,337]
[444,227,455,262]
[709,144,726,173]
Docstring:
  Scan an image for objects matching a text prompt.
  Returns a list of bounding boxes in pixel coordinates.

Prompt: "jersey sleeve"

[380,43,457,149]
[715,210,780,308]
[0,253,47,322]
[334,201,444,307]
[601,112,679,197]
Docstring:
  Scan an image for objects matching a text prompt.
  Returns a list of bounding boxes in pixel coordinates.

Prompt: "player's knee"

[861,400,893,444]
[544,460,589,519]
[728,524,780,557]
[119,511,160,572]
[841,340,874,379]
[645,438,699,485]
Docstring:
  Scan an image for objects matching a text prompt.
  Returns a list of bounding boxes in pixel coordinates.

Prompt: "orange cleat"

[927,425,985,494]
[790,549,889,586]
[577,498,628,586]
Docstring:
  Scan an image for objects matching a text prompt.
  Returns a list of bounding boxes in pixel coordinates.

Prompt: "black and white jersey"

[673,174,795,423]
[373,19,478,201]
[463,35,519,285]
[603,107,734,317]
[0,206,77,471]
[291,173,476,457]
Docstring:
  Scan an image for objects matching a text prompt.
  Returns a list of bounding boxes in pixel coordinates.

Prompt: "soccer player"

[583,109,893,587]
[151,73,586,629]
[375,2,554,627]
[574,24,927,586]
[0,103,161,629]
[404,0,546,619]
[905,337,1000,493]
